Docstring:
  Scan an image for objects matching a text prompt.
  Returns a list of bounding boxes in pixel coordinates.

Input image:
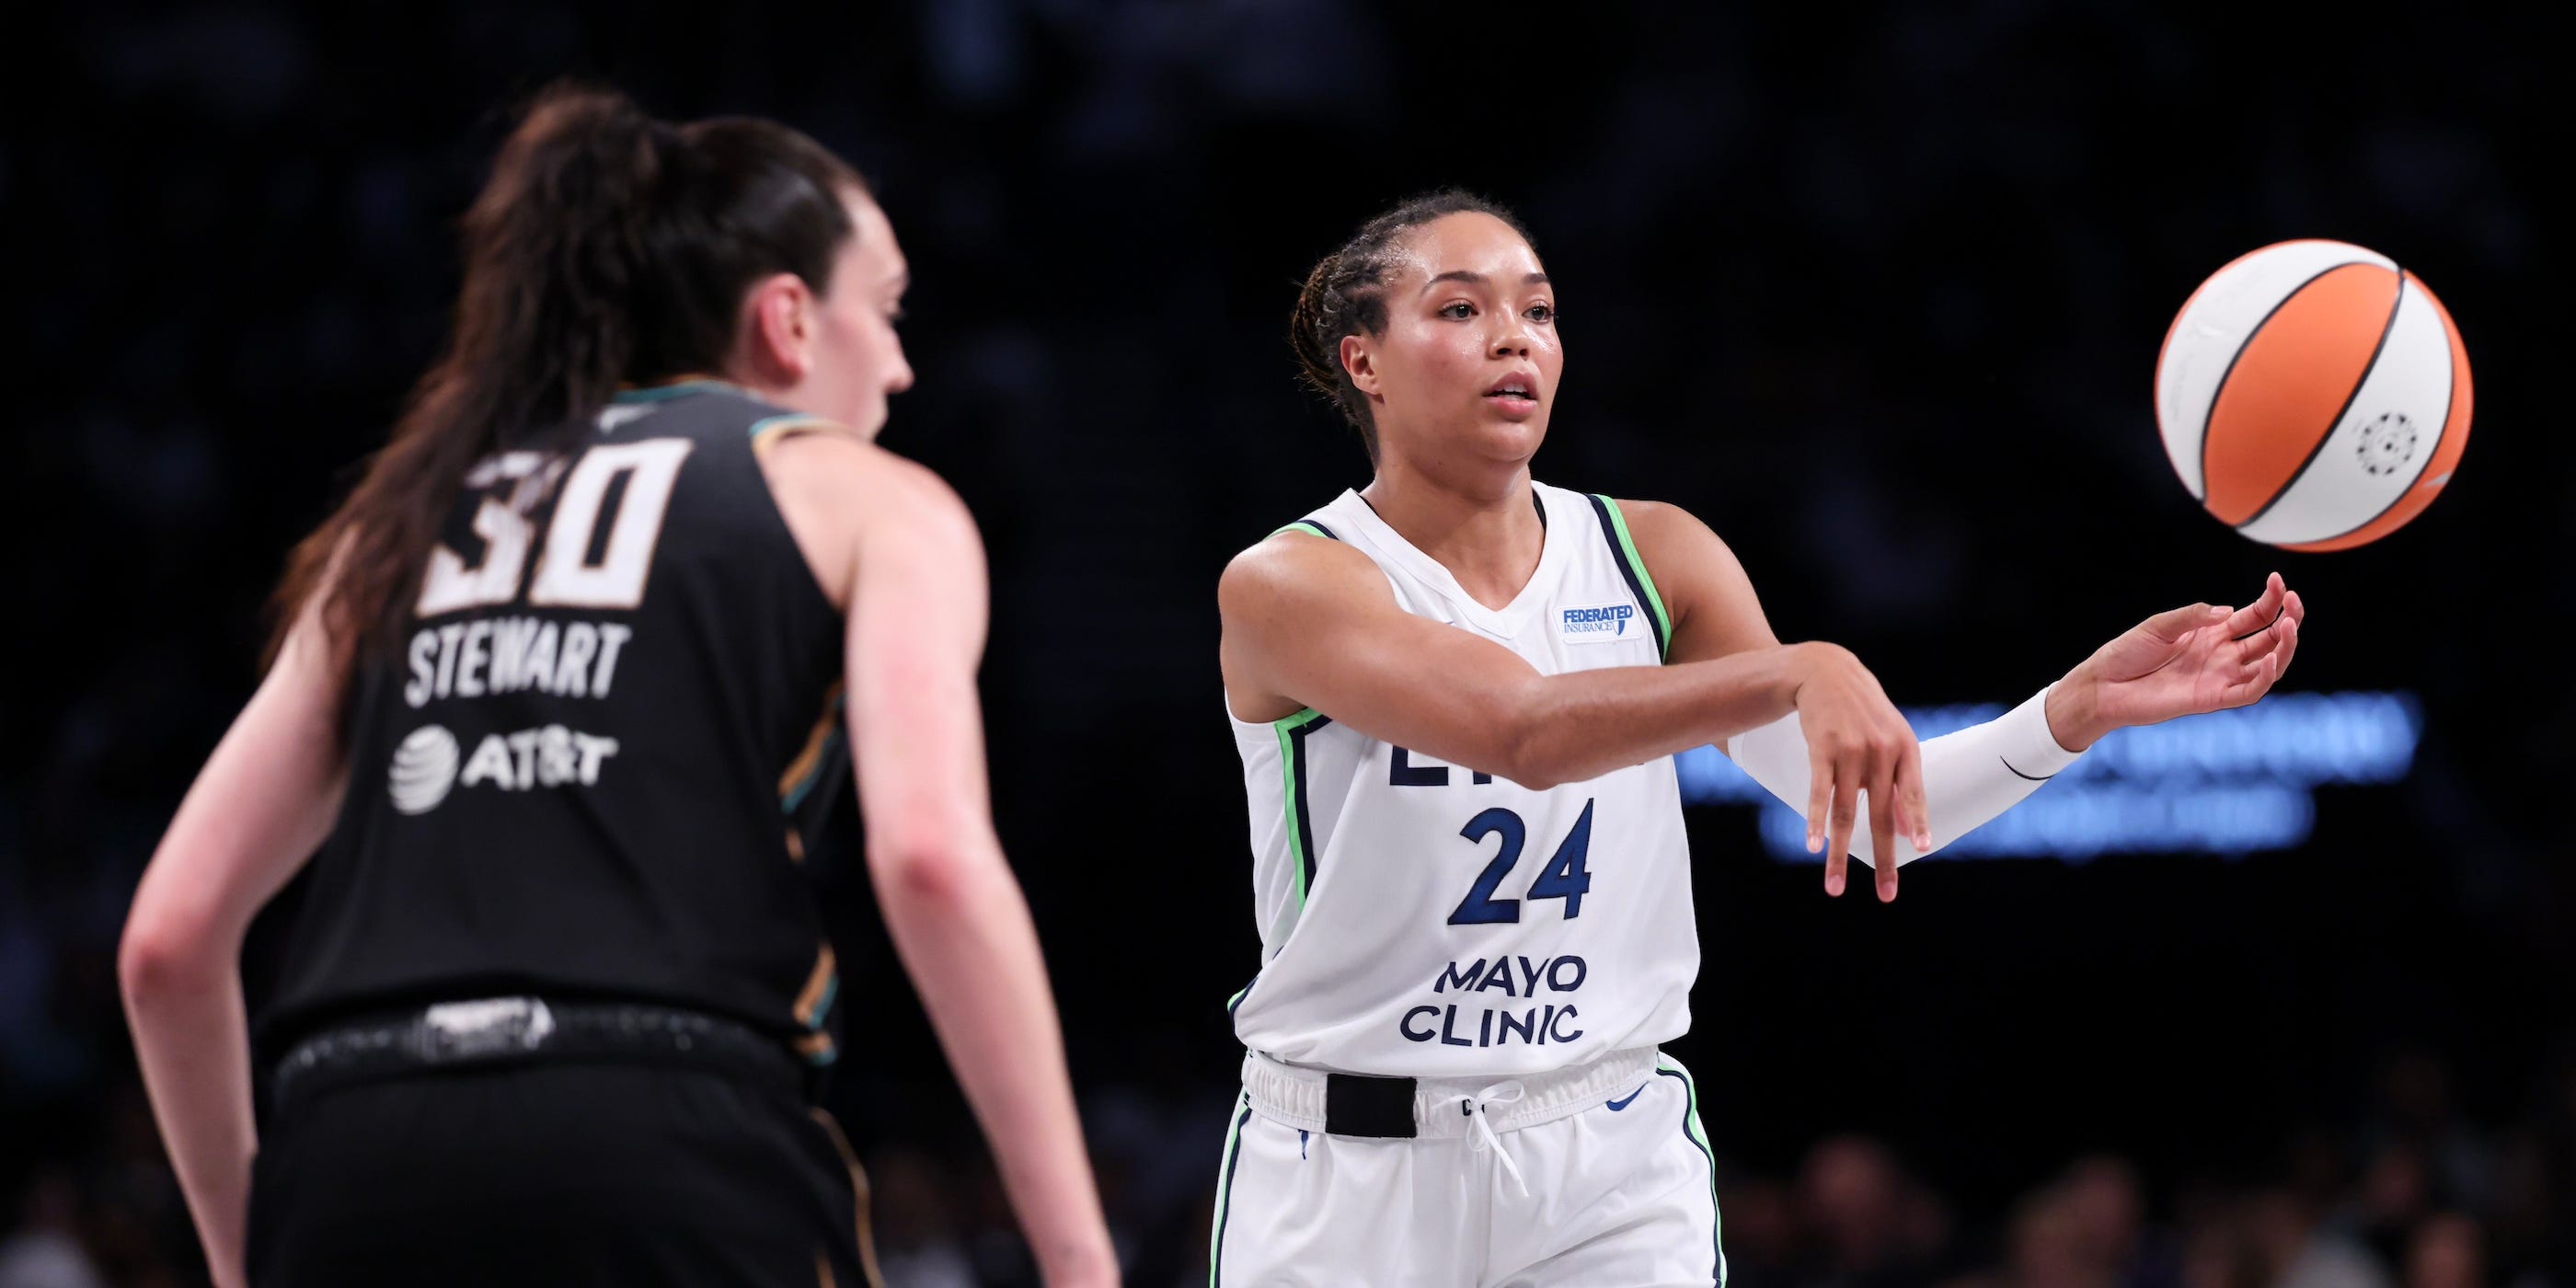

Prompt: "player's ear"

[735,272,813,385]
[1340,333,1381,400]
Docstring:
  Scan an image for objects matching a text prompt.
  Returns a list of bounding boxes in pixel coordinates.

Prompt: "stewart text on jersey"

[259,383,854,1066]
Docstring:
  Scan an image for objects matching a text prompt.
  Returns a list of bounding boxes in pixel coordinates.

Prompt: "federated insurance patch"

[1558,602,1639,645]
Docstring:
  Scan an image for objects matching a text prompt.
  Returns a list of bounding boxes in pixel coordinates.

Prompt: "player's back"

[260,381,848,1060]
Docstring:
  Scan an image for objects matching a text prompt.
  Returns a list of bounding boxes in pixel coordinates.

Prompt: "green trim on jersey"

[1208,1091,1255,1287]
[747,411,838,440]
[1272,707,1329,909]
[612,378,738,405]
[1271,520,1332,539]
[1658,1053,1727,1287]
[1594,496,1673,661]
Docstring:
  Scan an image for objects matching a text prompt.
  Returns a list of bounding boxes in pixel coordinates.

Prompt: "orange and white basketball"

[2154,240,2472,550]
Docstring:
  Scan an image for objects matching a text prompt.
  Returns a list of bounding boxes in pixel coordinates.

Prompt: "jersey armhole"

[748,412,856,460]
[1585,495,1673,661]
[1225,516,1342,727]
[743,412,865,619]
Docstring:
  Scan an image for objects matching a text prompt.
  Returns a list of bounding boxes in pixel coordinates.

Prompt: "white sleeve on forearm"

[1720,686,2084,868]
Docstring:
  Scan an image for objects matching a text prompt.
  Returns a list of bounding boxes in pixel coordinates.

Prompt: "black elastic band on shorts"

[1323,1072,1419,1138]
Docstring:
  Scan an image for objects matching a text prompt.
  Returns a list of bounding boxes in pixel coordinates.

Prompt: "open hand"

[2056,573,2305,747]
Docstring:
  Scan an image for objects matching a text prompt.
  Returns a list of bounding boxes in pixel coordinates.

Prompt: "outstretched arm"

[1617,504,2298,885]
[1219,529,1816,788]
[1724,692,2079,868]
[121,606,347,1288]
[1220,500,1934,899]
[1709,555,2304,868]
[838,451,1117,1288]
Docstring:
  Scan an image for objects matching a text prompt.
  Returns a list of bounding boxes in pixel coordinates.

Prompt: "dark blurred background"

[5,3,2569,1286]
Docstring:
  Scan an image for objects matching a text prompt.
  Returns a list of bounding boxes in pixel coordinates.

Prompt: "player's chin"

[845,397,891,440]
[1466,408,1548,457]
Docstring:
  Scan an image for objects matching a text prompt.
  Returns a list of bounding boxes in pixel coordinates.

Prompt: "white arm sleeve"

[1720,686,2083,868]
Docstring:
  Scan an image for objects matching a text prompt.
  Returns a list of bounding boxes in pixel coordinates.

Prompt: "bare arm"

[1218,526,1816,791]
[1218,500,1934,899]
[1633,502,2304,885]
[834,448,1116,1287]
[120,608,348,1288]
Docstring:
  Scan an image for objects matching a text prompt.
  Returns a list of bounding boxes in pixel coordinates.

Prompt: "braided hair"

[1288,189,1532,460]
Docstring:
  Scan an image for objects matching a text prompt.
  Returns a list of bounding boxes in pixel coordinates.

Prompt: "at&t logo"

[387,722,620,815]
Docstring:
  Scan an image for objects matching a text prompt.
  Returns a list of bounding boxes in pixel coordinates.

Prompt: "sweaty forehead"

[1385,212,1541,285]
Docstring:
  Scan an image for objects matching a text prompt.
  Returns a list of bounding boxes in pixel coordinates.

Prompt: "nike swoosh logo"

[1604,1086,1644,1112]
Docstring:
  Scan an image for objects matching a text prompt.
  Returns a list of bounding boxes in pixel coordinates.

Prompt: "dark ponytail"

[271,81,864,705]
[1288,189,1531,459]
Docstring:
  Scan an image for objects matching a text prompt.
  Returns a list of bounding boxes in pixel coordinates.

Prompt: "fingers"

[2228,611,2301,706]
[2142,601,2229,642]
[2235,619,2289,665]
[1896,740,1932,856]
[1808,747,1843,895]
[2226,572,2287,640]
[1866,756,1900,903]
[2270,609,2300,680]
[1806,742,1832,847]
[1826,759,1860,894]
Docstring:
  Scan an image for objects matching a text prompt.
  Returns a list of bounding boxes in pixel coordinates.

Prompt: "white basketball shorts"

[1207,1048,1725,1288]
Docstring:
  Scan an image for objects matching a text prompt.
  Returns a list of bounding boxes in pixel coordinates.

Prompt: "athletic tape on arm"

[1720,687,2082,868]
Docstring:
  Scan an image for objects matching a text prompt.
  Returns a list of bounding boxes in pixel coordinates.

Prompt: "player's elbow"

[1492,742,1567,793]
[867,816,998,914]
[116,906,221,1008]
[1490,686,1572,791]
[872,842,970,910]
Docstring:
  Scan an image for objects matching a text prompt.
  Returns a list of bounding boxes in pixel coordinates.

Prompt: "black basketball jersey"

[259,381,854,1065]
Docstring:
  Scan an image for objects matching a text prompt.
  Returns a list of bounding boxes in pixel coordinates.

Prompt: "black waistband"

[270,998,803,1112]
[1325,1072,1420,1139]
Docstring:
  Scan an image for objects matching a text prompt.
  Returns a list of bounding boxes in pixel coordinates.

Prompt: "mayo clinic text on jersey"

[1401,954,1591,1049]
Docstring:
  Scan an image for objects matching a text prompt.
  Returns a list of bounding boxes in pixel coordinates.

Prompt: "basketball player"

[1209,191,2304,1285]
[116,86,1118,1287]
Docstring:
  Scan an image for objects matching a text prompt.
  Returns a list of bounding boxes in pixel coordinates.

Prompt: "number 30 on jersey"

[417,440,694,615]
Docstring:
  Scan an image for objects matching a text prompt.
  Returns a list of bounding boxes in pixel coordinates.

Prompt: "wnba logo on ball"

[388,724,462,815]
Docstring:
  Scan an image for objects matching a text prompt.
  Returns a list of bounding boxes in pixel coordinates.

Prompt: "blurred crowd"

[10,1045,2576,1287]
[6,3,2562,1287]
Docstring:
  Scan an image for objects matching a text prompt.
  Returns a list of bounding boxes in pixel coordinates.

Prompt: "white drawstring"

[1460,1079,1529,1196]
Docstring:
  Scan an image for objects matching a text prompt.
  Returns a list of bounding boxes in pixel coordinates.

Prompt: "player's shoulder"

[1595,496,1710,541]
[1219,511,1383,618]
[1593,497,1732,567]
[757,429,979,580]
[1580,496,1755,624]
[783,432,969,523]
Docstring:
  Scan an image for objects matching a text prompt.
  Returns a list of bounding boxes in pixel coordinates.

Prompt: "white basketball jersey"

[1226,482,1696,1078]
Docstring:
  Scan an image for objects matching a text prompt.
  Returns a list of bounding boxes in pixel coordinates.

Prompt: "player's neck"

[1359,459,1545,612]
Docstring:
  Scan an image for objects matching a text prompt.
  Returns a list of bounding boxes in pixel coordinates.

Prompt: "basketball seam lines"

[2296,274,2459,547]
[2234,265,2411,534]
[2194,259,2370,509]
